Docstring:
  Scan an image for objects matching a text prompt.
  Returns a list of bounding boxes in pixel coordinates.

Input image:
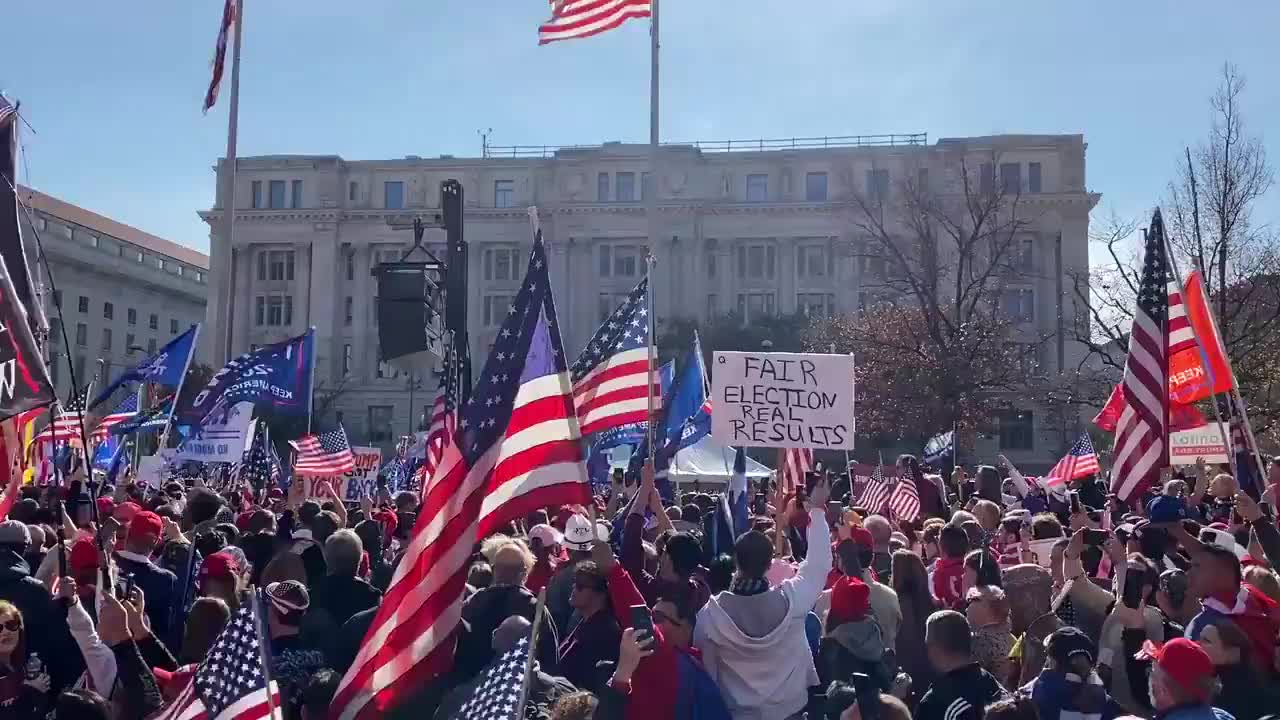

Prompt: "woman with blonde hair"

[0,600,53,718]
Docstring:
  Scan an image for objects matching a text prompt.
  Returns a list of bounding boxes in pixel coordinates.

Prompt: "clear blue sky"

[3,1,1278,254]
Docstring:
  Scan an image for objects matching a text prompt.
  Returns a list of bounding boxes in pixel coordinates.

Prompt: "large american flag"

[571,276,661,436]
[453,628,534,720]
[290,426,355,476]
[1043,433,1100,489]
[203,0,237,113]
[1110,211,1171,501]
[778,447,813,496]
[538,0,652,45]
[153,593,281,720]
[330,231,590,719]
[856,457,892,514]
[886,474,922,523]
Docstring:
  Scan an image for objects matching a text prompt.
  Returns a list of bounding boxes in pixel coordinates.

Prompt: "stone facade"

[201,134,1099,461]
[17,187,209,400]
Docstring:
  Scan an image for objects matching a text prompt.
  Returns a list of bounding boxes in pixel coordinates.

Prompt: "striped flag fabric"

[203,0,237,113]
[856,458,892,514]
[290,426,355,476]
[1110,210,1171,502]
[778,447,813,496]
[538,0,652,45]
[152,592,281,720]
[33,392,87,445]
[1166,277,1196,356]
[570,276,661,436]
[0,94,14,128]
[92,393,138,440]
[330,231,590,719]
[423,347,460,482]
[886,474,922,523]
[1043,433,1101,489]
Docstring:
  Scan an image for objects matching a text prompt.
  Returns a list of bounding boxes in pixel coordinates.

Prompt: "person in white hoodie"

[693,475,833,720]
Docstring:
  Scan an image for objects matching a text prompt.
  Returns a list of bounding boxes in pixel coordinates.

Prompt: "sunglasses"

[652,609,683,627]
[0,620,20,633]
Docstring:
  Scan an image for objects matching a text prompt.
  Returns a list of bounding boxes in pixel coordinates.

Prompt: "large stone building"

[201,133,1099,461]
[18,187,209,400]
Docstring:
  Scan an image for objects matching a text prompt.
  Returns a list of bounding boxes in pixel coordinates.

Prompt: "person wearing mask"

[694,475,833,720]
[557,560,621,691]
[916,610,1008,720]
[264,581,326,720]
[931,525,970,610]
[114,511,179,648]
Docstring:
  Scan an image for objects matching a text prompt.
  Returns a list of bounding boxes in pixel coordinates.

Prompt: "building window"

[290,179,303,209]
[736,292,776,322]
[1029,162,1042,194]
[52,291,61,309]
[368,405,394,444]
[706,293,718,317]
[1013,236,1034,271]
[641,172,652,201]
[616,172,636,202]
[1000,163,1021,194]
[384,181,405,209]
[483,295,515,327]
[103,302,113,320]
[101,328,112,352]
[998,410,1034,450]
[1000,288,1035,323]
[484,247,522,282]
[597,172,610,202]
[260,295,294,327]
[134,250,144,263]
[344,297,353,326]
[76,323,87,346]
[78,296,89,314]
[798,293,837,318]
[145,313,156,330]
[346,252,354,281]
[805,172,828,202]
[980,163,995,195]
[745,174,768,202]
[195,271,204,283]
[170,319,180,334]
[796,245,830,278]
[736,244,776,280]
[147,338,157,354]
[126,333,135,352]
[343,344,353,376]
[866,169,890,200]
[127,308,137,326]
[255,297,265,326]
[494,180,514,208]
[598,245,639,278]
[349,181,358,202]
[268,180,286,209]
[259,250,296,281]
[706,250,716,278]
[251,180,263,209]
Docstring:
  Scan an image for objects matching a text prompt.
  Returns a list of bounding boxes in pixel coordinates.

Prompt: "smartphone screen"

[630,604,655,642]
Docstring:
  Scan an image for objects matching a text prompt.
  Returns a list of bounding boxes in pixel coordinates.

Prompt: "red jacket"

[931,556,966,609]
[606,563,683,720]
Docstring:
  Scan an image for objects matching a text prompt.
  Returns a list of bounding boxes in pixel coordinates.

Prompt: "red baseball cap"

[1140,638,1215,703]
[850,527,875,548]
[113,502,143,524]
[828,576,871,626]
[96,497,116,518]
[69,539,99,572]
[199,551,244,589]
[127,511,164,543]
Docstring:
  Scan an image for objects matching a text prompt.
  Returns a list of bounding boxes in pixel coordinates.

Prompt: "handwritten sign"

[298,446,382,501]
[712,351,855,450]
[1169,424,1229,465]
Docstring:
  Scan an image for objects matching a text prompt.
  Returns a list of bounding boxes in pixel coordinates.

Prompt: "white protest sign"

[711,351,855,450]
[136,451,175,490]
[298,446,382,502]
[1169,424,1229,465]
[172,402,256,463]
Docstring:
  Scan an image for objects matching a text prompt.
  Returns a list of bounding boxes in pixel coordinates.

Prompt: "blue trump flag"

[628,334,710,484]
[90,325,200,409]
[179,329,314,425]
[586,360,676,487]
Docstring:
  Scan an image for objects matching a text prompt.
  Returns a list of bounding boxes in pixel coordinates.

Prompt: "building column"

[230,244,253,354]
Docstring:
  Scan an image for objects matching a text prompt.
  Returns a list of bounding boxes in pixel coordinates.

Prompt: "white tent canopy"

[666,436,773,485]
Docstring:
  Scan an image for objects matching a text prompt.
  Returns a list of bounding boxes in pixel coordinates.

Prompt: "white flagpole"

[219,0,245,363]
[644,0,661,477]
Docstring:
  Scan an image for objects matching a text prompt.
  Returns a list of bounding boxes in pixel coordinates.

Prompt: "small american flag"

[538,0,652,45]
[570,276,660,436]
[290,426,355,476]
[856,457,892,514]
[1043,433,1101,489]
[778,447,813,496]
[153,593,281,720]
[886,473,922,523]
[423,347,460,481]
[453,629,533,720]
[240,427,284,489]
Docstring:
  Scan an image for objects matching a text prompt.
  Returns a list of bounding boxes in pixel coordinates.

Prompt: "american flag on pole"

[0,94,15,128]
[452,626,534,720]
[330,231,590,719]
[538,0,652,45]
[886,474,922,523]
[1110,211,1171,502]
[778,447,813,496]
[290,426,355,476]
[1042,433,1101,489]
[152,593,281,720]
[203,0,237,113]
[32,392,87,445]
[423,349,460,481]
[570,276,661,436]
[91,393,138,440]
[856,457,892,514]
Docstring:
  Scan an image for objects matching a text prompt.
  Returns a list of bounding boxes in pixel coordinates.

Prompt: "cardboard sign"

[711,351,855,450]
[172,402,256,463]
[298,446,382,501]
[136,453,168,490]
[1169,424,1229,465]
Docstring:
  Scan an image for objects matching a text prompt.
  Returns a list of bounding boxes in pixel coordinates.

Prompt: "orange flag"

[1168,271,1232,405]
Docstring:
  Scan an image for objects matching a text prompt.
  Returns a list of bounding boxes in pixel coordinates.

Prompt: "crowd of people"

[0,448,1276,720]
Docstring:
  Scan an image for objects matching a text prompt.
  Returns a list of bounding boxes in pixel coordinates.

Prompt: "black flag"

[0,98,54,420]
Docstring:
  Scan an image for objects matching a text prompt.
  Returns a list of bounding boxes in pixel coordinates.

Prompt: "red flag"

[1168,271,1232,404]
[1094,383,1206,433]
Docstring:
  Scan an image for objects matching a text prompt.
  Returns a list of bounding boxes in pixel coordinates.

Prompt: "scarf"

[730,575,770,596]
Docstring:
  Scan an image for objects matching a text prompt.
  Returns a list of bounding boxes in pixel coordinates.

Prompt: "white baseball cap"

[528,523,563,548]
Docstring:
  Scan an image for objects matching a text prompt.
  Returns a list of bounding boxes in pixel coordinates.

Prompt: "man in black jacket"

[0,520,82,691]
[917,610,1008,720]
[114,510,179,648]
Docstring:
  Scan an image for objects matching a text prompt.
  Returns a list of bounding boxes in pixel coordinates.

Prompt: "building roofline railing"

[482,133,929,159]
